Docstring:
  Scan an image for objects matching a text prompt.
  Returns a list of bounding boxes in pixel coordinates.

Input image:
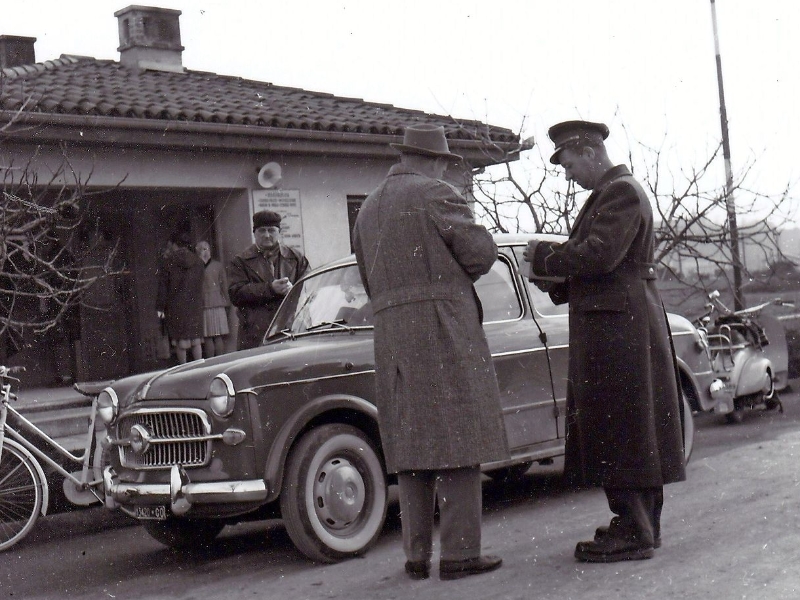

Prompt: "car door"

[476,249,561,456]
[510,245,570,438]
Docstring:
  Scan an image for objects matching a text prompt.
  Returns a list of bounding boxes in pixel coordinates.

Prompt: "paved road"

[2,383,799,600]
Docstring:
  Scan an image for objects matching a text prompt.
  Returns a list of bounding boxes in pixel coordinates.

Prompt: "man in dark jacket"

[228,210,309,350]
[352,124,507,581]
[523,120,686,563]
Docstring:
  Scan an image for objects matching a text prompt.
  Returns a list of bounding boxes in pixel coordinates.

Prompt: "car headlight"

[207,374,236,418]
[97,388,119,424]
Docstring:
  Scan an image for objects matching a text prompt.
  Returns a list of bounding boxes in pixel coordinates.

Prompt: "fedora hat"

[391,124,463,161]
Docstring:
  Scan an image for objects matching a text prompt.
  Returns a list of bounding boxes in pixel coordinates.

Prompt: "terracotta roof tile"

[0,55,518,146]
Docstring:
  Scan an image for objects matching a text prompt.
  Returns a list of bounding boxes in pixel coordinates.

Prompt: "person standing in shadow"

[157,231,204,364]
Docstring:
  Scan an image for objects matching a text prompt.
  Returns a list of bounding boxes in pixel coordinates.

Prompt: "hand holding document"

[517,259,566,283]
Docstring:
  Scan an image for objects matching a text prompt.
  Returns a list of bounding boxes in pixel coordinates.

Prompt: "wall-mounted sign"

[251,189,304,254]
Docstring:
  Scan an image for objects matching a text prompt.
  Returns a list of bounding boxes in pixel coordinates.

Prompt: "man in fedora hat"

[228,210,309,350]
[352,123,507,581]
[523,120,686,563]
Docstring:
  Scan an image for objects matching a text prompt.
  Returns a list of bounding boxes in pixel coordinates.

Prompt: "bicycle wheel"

[0,441,44,551]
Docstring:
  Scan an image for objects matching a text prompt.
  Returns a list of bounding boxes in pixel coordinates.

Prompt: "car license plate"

[135,505,167,520]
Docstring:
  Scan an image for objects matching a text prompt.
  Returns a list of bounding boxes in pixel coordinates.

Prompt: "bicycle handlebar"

[0,365,26,380]
[701,291,795,320]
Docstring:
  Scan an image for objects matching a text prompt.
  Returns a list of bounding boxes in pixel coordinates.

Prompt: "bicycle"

[0,365,108,551]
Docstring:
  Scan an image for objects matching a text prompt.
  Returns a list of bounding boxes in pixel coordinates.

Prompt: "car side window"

[524,279,569,317]
[474,258,523,322]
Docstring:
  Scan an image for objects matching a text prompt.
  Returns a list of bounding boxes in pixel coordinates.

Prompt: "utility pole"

[710,0,744,310]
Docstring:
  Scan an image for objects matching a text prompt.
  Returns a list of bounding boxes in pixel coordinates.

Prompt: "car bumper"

[103,465,268,515]
[709,378,734,414]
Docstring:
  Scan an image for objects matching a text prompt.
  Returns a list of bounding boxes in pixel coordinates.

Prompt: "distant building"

[0,5,522,385]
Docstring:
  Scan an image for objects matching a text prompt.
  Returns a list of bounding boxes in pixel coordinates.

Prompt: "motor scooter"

[694,291,794,424]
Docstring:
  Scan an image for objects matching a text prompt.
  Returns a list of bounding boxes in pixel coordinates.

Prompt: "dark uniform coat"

[352,163,509,474]
[529,165,686,489]
[157,247,205,341]
[228,243,309,350]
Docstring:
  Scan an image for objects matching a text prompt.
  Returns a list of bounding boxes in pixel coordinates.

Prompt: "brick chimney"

[0,35,36,68]
[114,5,184,72]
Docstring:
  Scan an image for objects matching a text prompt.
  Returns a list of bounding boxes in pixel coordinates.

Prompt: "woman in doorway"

[196,240,230,357]
[157,231,204,364]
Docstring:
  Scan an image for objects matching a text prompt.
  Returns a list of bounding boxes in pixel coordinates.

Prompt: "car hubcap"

[313,458,365,529]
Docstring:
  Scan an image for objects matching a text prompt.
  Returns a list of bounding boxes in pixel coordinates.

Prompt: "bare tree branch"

[1,137,126,351]
[464,119,799,305]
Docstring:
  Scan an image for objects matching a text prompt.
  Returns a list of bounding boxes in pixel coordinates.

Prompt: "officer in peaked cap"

[548,120,610,165]
[522,118,687,565]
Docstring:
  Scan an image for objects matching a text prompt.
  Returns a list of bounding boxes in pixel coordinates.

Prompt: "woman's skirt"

[203,306,230,337]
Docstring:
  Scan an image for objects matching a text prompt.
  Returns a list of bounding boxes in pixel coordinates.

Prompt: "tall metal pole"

[710,0,743,310]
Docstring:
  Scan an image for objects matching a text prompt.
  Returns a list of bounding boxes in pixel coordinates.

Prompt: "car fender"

[262,394,379,503]
[675,355,714,412]
[732,353,773,398]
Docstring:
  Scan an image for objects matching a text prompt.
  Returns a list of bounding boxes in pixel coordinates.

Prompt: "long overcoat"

[352,163,509,474]
[529,165,686,489]
[228,243,309,350]
[157,247,205,341]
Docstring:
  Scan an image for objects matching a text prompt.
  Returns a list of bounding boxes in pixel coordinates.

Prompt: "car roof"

[306,232,567,275]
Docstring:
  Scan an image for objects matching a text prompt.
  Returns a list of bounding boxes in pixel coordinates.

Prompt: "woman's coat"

[157,247,205,341]
[201,259,229,309]
[352,163,509,474]
[529,165,686,489]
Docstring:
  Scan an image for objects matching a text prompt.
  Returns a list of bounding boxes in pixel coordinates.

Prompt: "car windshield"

[267,265,373,338]
[267,257,533,341]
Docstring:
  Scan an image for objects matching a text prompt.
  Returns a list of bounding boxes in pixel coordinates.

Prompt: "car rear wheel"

[681,390,695,463]
[280,423,387,563]
[142,518,225,549]
[485,461,533,483]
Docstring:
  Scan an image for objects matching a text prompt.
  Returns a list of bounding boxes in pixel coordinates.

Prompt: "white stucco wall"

[6,142,396,267]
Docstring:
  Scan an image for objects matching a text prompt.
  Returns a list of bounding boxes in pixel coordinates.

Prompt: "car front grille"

[116,408,212,469]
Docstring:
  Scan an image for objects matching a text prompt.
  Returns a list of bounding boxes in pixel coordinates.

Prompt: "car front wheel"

[280,423,387,563]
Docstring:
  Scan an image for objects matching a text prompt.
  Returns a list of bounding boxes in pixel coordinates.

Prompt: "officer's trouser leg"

[604,487,662,547]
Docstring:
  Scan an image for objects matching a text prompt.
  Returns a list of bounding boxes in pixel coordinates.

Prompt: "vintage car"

[98,234,717,563]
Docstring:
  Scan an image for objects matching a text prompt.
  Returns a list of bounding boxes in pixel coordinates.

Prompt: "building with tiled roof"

[0,5,523,385]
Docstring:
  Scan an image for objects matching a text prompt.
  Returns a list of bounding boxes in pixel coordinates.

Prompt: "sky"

[4,0,800,209]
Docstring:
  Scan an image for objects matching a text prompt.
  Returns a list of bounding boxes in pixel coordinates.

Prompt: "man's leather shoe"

[574,536,654,563]
[439,555,502,580]
[595,524,661,549]
[404,560,430,580]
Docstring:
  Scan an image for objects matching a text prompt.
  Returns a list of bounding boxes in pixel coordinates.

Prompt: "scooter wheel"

[725,409,745,424]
